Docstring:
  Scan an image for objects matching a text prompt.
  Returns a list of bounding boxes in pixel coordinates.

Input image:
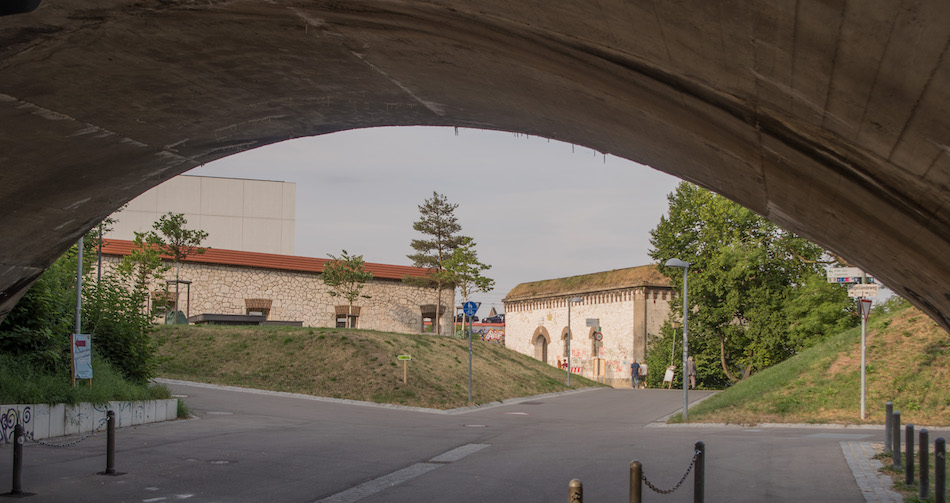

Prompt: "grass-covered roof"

[504,264,671,302]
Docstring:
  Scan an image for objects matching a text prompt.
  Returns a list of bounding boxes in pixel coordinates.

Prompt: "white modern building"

[106,175,295,255]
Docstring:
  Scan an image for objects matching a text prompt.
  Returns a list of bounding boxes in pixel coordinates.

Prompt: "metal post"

[885,401,893,454]
[10,424,23,495]
[860,298,867,420]
[468,315,473,403]
[921,429,930,499]
[106,411,116,475]
[682,266,689,422]
[630,461,642,503]
[569,478,583,503]
[935,437,945,503]
[567,299,572,386]
[75,235,83,335]
[694,441,705,503]
[907,423,916,486]
[893,412,902,470]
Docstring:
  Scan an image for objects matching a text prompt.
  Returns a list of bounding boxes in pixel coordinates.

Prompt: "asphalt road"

[0,382,928,502]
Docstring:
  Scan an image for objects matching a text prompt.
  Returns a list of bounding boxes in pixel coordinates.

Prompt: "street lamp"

[665,258,690,422]
[566,296,583,386]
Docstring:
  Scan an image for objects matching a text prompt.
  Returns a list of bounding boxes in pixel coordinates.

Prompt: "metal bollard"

[921,429,930,499]
[106,410,116,475]
[893,412,902,470]
[694,441,705,503]
[936,438,945,503]
[907,423,916,486]
[10,424,23,495]
[569,478,583,503]
[630,461,642,503]
[885,401,893,454]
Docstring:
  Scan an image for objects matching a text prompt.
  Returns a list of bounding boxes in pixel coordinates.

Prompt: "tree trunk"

[720,335,741,382]
[434,281,442,335]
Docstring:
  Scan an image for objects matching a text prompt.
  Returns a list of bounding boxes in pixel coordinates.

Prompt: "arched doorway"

[532,327,551,364]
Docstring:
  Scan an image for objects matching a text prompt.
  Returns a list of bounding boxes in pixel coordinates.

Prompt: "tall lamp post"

[665,258,690,422]
[566,296,583,386]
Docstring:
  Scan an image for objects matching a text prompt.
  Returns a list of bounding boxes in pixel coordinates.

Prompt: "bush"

[82,273,156,384]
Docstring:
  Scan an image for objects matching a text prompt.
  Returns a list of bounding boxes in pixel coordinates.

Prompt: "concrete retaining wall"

[0,399,178,444]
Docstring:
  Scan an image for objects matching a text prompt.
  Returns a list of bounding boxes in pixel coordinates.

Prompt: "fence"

[885,401,947,503]
[569,441,705,503]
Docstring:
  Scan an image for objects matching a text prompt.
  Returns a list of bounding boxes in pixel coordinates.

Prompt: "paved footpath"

[1,381,940,502]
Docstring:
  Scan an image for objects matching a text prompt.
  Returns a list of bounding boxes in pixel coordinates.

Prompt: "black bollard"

[99,411,123,476]
[630,461,642,503]
[921,429,930,500]
[893,412,902,470]
[907,423,916,487]
[885,401,893,454]
[936,438,945,503]
[10,424,23,495]
[694,441,705,503]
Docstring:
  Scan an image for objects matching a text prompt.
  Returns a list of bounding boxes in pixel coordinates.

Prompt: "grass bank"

[0,354,171,405]
[152,325,603,409]
[679,299,950,426]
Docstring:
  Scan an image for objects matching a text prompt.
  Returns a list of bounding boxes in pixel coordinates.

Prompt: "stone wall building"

[101,239,454,334]
[503,265,673,386]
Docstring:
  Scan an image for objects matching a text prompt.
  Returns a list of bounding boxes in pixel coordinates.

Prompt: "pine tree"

[406,192,466,335]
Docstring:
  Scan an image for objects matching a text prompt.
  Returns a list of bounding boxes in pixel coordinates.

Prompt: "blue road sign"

[463,301,478,316]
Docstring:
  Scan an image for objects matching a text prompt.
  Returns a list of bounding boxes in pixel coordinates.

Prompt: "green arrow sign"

[397,355,411,361]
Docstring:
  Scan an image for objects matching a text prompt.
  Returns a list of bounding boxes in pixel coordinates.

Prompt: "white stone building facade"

[503,266,673,386]
[101,240,454,334]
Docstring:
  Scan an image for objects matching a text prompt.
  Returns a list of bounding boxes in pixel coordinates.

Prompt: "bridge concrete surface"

[3,1,950,332]
[0,382,930,502]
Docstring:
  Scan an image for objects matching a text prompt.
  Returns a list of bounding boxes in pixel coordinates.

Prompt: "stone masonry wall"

[101,256,455,334]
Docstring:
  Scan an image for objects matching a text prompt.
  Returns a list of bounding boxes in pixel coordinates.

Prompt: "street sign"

[827,267,875,284]
[860,299,873,322]
[593,331,603,341]
[463,301,478,316]
[397,355,411,361]
[586,318,600,327]
[848,284,880,298]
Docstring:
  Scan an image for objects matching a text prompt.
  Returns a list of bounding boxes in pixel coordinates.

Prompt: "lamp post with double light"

[665,258,690,422]
[566,296,583,386]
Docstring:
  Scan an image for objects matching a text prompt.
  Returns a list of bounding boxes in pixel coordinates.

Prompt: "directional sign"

[463,301,478,316]
[848,284,880,298]
[397,355,411,361]
[827,267,875,284]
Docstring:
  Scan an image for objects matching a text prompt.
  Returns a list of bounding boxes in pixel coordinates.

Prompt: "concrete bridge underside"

[2,1,950,329]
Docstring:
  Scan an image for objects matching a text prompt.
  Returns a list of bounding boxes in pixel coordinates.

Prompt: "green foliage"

[116,231,169,308]
[82,272,156,384]
[438,236,494,323]
[649,182,856,386]
[322,249,374,307]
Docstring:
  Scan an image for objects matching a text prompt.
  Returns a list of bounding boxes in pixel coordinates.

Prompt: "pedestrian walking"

[639,362,649,388]
[631,359,640,388]
[687,355,697,389]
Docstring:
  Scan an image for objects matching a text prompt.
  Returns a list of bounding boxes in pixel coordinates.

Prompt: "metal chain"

[641,449,702,495]
[24,419,109,448]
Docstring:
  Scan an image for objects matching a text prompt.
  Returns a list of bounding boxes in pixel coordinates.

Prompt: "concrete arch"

[3,2,950,330]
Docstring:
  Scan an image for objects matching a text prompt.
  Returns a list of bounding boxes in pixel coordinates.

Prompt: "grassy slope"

[687,299,950,426]
[152,325,603,409]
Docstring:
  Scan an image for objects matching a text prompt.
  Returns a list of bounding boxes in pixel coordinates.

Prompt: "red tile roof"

[101,239,434,280]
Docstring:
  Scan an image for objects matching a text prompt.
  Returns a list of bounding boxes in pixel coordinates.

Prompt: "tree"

[438,237,494,333]
[406,192,466,335]
[150,212,208,320]
[322,250,374,328]
[115,231,170,316]
[649,182,855,385]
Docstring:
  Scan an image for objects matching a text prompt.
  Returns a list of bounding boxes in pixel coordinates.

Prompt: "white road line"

[314,444,490,503]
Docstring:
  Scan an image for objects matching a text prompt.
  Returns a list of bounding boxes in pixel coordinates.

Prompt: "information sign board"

[585,318,600,327]
[72,333,92,379]
[397,355,411,361]
[848,284,880,298]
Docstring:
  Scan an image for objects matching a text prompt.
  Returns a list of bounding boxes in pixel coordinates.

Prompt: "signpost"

[858,299,873,419]
[71,333,92,385]
[826,267,875,284]
[463,301,477,403]
[848,284,880,298]
[398,354,411,383]
[829,265,880,420]
[585,318,600,327]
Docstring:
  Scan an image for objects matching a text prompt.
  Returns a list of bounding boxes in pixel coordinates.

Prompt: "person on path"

[639,362,649,388]
[687,355,697,389]
[631,359,640,388]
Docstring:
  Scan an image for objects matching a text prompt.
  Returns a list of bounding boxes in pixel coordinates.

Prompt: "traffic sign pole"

[859,298,872,420]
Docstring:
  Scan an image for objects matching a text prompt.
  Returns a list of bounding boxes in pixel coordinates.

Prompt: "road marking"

[314,444,490,503]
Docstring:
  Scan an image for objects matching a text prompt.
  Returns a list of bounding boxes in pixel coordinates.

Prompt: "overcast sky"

[188,126,681,316]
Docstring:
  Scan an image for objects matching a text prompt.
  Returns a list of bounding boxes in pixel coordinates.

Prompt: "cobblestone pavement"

[841,442,903,503]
